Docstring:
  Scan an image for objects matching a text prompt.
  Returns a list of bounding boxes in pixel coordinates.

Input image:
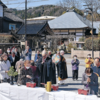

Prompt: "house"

[0,0,23,51]
[48,9,96,46]
[17,22,53,50]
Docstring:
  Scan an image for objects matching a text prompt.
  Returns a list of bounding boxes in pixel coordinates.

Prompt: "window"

[9,24,16,30]
[0,5,3,17]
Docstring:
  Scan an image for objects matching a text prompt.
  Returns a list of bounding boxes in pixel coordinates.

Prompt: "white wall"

[0,5,3,17]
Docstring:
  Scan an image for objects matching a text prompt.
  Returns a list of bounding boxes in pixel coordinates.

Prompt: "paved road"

[57,64,85,92]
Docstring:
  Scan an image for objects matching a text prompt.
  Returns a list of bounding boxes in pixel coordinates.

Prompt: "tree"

[58,0,82,9]
[83,0,100,13]
[79,36,85,42]
[67,43,73,52]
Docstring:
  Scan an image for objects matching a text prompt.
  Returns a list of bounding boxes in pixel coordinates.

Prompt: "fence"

[71,48,100,58]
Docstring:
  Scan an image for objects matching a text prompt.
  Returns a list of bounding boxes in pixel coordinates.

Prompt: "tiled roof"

[48,11,92,29]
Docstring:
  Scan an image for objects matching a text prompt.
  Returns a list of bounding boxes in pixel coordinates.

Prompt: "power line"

[2,0,48,5]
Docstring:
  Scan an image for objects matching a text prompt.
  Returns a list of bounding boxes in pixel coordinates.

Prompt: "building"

[48,10,96,46]
[0,1,23,51]
[17,22,53,50]
[27,16,57,24]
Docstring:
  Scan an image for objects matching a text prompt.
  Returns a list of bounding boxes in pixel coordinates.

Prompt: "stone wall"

[71,48,100,58]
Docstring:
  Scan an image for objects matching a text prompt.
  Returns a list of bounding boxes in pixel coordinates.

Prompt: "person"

[34,50,42,65]
[85,54,94,68]
[71,55,80,81]
[48,51,52,59]
[37,50,56,86]
[92,58,100,76]
[82,68,98,95]
[0,49,2,55]
[37,50,47,86]
[24,46,32,60]
[15,48,20,60]
[19,60,33,85]
[47,51,56,84]
[0,53,11,83]
[57,50,68,85]
[30,60,40,86]
[7,48,11,55]
[9,52,19,71]
[0,49,2,61]
[9,52,19,82]
[15,58,24,72]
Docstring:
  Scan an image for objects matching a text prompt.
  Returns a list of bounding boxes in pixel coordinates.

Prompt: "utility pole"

[91,4,94,58]
[25,0,27,48]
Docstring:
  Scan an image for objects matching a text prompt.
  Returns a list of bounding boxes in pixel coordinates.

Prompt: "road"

[58,64,85,92]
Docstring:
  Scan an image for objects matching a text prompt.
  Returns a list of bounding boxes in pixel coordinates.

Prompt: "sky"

[2,0,59,9]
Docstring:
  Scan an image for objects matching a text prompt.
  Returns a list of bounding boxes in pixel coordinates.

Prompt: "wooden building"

[48,10,96,45]
[17,22,53,50]
[0,1,23,51]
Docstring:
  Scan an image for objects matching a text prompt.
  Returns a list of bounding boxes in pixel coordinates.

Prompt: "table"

[0,83,48,100]
[0,83,100,100]
[48,91,100,100]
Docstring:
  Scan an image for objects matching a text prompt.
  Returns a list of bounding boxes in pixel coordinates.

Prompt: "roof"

[27,16,57,21]
[17,22,49,35]
[4,11,24,22]
[0,1,7,8]
[48,11,92,29]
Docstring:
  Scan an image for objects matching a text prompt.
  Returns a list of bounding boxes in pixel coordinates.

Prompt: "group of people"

[72,54,100,95]
[0,46,100,95]
[0,46,68,87]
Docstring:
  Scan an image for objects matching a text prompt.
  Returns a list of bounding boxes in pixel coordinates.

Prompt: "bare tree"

[57,0,82,9]
[83,0,100,13]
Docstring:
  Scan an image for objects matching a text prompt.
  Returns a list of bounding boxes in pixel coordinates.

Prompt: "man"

[92,58,100,76]
[71,55,80,81]
[15,48,20,60]
[24,46,32,60]
[9,52,19,82]
[9,52,19,70]
[37,50,56,86]
[47,51,56,84]
[57,50,68,85]
[34,50,42,63]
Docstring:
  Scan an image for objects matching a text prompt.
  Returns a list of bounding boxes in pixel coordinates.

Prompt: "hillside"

[10,5,66,19]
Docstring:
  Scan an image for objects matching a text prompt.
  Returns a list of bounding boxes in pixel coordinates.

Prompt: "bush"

[67,43,73,52]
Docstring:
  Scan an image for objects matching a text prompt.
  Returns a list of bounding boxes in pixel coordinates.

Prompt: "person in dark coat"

[34,50,42,65]
[37,50,56,87]
[9,52,19,82]
[15,48,20,60]
[9,52,19,71]
[92,58,100,76]
[82,68,98,95]
[46,51,56,84]
[71,55,80,80]
[20,60,33,85]
[30,60,40,86]
[57,50,68,85]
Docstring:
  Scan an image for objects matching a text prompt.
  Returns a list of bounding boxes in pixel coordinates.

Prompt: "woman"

[57,50,68,85]
[0,53,11,83]
[20,60,33,85]
[82,68,98,95]
[85,54,94,68]
[71,55,80,81]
